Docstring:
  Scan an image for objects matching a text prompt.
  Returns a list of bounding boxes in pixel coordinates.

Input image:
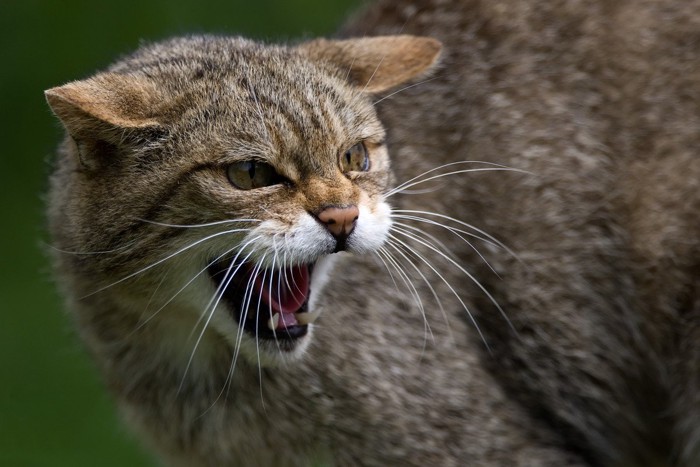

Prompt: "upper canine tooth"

[296,312,318,325]
[267,313,280,330]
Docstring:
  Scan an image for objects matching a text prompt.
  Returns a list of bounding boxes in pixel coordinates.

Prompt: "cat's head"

[46,35,440,366]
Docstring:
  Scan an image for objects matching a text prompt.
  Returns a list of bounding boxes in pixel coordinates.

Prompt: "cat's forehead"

[128,37,383,168]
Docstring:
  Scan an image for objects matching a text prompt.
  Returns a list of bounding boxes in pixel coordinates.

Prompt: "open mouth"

[208,258,316,341]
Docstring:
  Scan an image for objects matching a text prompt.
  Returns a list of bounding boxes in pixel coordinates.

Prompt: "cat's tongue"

[253,265,309,328]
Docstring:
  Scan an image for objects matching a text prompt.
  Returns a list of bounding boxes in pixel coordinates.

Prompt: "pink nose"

[316,205,359,239]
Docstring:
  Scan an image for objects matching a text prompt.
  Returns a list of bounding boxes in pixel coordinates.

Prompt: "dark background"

[0,1,359,465]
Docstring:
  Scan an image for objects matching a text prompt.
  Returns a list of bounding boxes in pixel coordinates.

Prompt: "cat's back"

[345,0,700,323]
[341,0,700,464]
[346,0,700,332]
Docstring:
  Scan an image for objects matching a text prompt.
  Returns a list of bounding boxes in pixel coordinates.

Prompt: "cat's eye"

[227,161,281,190]
[340,142,370,173]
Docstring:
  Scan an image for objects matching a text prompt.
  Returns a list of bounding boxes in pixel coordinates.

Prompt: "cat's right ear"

[45,73,163,144]
[299,35,442,93]
[45,73,165,169]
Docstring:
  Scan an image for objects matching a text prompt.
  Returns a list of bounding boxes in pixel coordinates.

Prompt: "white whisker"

[219,255,267,403]
[392,225,515,338]
[392,209,519,260]
[81,227,253,299]
[387,231,491,351]
[375,246,402,293]
[256,264,271,411]
[384,238,451,342]
[386,161,530,198]
[391,167,520,194]
[188,236,262,341]
[221,255,268,407]
[374,244,432,344]
[44,240,137,256]
[130,248,236,336]
[393,220,501,278]
[281,248,295,295]
[143,269,169,315]
[177,238,261,395]
[343,56,357,83]
[372,76,441,106]
[360,54,386,94]
[383,242,435,350]
[391,213,499,251]
[136,218,261,229]
[270,235,285,350]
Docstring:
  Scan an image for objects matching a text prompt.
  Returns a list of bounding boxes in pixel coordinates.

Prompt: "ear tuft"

[45,73,162,141]
[300,35,442,93]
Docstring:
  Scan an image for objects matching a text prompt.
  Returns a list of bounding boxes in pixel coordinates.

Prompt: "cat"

[45,0,700,466]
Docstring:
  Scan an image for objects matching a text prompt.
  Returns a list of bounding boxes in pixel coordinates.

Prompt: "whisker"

[387,165,530,198]
[384,167,528,198]
[256,263,271,411]
[384,238,452,341]
[142,268,169,315]
[129,247,237,336]
[374,244,433,344]
[391,209,519,260]
[392,225,515,338]
[375,246,402,293]
[43,240,137,256]
[387,231,492,351]
[343,56,357,83]
[188,236,262,341]
[81,227,253,299]
[230,258,265,376]
[393,221,461,262]
[177,238,261,395]
[222,255,268,408]
[379,242,436,348]
[281,248,295,296]
[270,235,286,351]
[391,213,499,251]
[388,160,523,194]
[136,218,261,229]
[392,220,500,278]
[372,76,441,106]
[393,186,445,196]
[360,54,386,94]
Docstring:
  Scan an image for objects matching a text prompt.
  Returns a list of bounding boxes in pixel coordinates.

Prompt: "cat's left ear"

[299,35,442,93]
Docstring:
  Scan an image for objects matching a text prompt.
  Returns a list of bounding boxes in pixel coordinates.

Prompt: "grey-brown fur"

[46,1,699,466]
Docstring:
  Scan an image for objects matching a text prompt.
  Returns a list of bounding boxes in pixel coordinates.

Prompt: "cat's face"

[46,36,440,365]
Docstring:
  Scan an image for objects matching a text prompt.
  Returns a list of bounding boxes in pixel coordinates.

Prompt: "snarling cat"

[46,1,700,466]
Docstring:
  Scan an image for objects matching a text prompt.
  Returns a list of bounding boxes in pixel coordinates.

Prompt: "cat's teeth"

[295,312,318,325]
[267,314,280,330]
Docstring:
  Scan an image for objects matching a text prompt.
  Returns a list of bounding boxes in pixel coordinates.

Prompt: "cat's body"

[46,0,700,466]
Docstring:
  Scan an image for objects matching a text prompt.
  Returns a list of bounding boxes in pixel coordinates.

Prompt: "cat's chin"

[235,326,315,367]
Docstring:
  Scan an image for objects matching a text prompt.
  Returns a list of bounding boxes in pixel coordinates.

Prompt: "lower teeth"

[264,311,318,330]
[267,314,280,330]
[295,312,317,325]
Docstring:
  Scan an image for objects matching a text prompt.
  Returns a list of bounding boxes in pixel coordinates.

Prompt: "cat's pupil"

[246,162,255,179]
[340,142,369,173]
[227,161,280,190]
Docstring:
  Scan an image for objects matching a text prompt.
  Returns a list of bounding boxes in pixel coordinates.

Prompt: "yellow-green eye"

[340,142,370,173]
[227,161,281,190]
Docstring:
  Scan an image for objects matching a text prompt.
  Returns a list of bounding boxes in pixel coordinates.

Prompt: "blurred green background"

[0,1,359,465]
